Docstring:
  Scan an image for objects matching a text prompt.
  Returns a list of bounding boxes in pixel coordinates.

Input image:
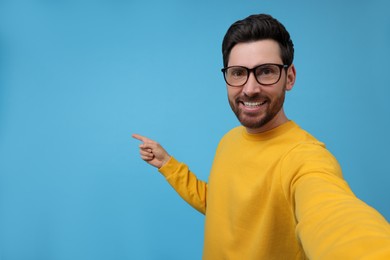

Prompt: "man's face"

[226,39,295,133]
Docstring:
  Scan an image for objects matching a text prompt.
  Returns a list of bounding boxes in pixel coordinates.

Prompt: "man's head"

[222,14,296,133]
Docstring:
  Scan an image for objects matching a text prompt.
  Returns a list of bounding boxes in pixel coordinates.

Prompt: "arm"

[133,134,207,214]
[294,173,390,259]
[282,143,390,259]
[159,156,207,214]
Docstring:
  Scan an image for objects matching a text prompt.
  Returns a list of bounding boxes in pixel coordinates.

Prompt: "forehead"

[228,39,282,67]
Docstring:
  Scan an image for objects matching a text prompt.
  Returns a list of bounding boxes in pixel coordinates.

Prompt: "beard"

[228,88,286,130]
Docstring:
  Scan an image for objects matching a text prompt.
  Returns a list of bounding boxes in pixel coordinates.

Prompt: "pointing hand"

[132,134,171,169]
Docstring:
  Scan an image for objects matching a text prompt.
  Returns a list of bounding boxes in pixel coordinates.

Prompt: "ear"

[285,64,296,91]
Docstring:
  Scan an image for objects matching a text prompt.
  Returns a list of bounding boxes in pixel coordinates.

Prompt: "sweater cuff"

[158,156,181,178]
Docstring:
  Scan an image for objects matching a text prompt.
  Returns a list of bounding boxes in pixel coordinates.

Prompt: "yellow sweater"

[159,121,390,259]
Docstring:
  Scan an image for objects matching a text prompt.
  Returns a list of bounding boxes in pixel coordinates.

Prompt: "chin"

[239,118,267,129]
[237,111,276,129]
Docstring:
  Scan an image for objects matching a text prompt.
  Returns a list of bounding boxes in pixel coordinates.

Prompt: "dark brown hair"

[222,14,294,67]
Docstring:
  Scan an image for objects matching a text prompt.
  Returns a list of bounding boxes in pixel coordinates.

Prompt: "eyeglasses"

[221,63,289,87]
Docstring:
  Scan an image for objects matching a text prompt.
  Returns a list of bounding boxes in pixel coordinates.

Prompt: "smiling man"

[133,14,390,259]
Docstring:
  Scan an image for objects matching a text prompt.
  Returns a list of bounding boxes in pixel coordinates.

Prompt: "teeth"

[244,101,266,107]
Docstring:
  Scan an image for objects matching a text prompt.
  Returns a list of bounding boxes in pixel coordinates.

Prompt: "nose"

[242,72,261,97]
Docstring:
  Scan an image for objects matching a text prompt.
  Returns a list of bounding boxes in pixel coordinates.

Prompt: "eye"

[229,67,247,78]
[256,65,278,77]
[260,68,272,75]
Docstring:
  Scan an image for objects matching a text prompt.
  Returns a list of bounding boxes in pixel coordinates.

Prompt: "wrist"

[158,156,180,178]
[160,155,171,168]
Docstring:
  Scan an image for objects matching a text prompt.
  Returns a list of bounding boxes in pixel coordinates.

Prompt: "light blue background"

[0,1,389,259]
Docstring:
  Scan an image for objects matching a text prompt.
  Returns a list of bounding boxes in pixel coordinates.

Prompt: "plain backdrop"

[0,1,389,259]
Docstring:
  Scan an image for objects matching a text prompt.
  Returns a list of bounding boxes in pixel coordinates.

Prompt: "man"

[133,14,390,259]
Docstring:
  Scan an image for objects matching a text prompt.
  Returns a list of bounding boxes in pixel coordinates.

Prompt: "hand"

[132,134,171,169]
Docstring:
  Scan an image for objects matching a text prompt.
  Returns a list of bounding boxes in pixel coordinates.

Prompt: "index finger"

[132,133,149,143]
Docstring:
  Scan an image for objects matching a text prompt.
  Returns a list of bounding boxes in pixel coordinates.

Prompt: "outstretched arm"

[132,134,171,169]
[281,143,390,259]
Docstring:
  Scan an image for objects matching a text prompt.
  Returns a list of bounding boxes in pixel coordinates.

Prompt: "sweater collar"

[241,120,297,141]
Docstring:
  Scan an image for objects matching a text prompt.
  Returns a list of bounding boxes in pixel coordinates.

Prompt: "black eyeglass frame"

[221,63,289,87]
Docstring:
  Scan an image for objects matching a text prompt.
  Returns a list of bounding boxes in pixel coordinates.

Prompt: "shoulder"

[279,122,343,182]
[219,126,244,142]
[287,121,324,144]
[283,122,339,168]
[281,141,343,181]
[212,126,245,154]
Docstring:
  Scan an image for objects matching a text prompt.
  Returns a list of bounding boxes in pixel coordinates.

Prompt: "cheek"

[227,87,241,99]
[266,84,286,99]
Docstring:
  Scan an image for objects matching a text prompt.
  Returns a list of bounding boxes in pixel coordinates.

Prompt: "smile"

[243,101,267,107]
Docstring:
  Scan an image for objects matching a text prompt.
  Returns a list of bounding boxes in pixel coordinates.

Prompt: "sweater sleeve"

[158,156,207,214]
[281,143,390,259]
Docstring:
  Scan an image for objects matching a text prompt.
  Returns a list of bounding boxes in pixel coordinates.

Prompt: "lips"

[236,98,268,114]
[243,101,267,108]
